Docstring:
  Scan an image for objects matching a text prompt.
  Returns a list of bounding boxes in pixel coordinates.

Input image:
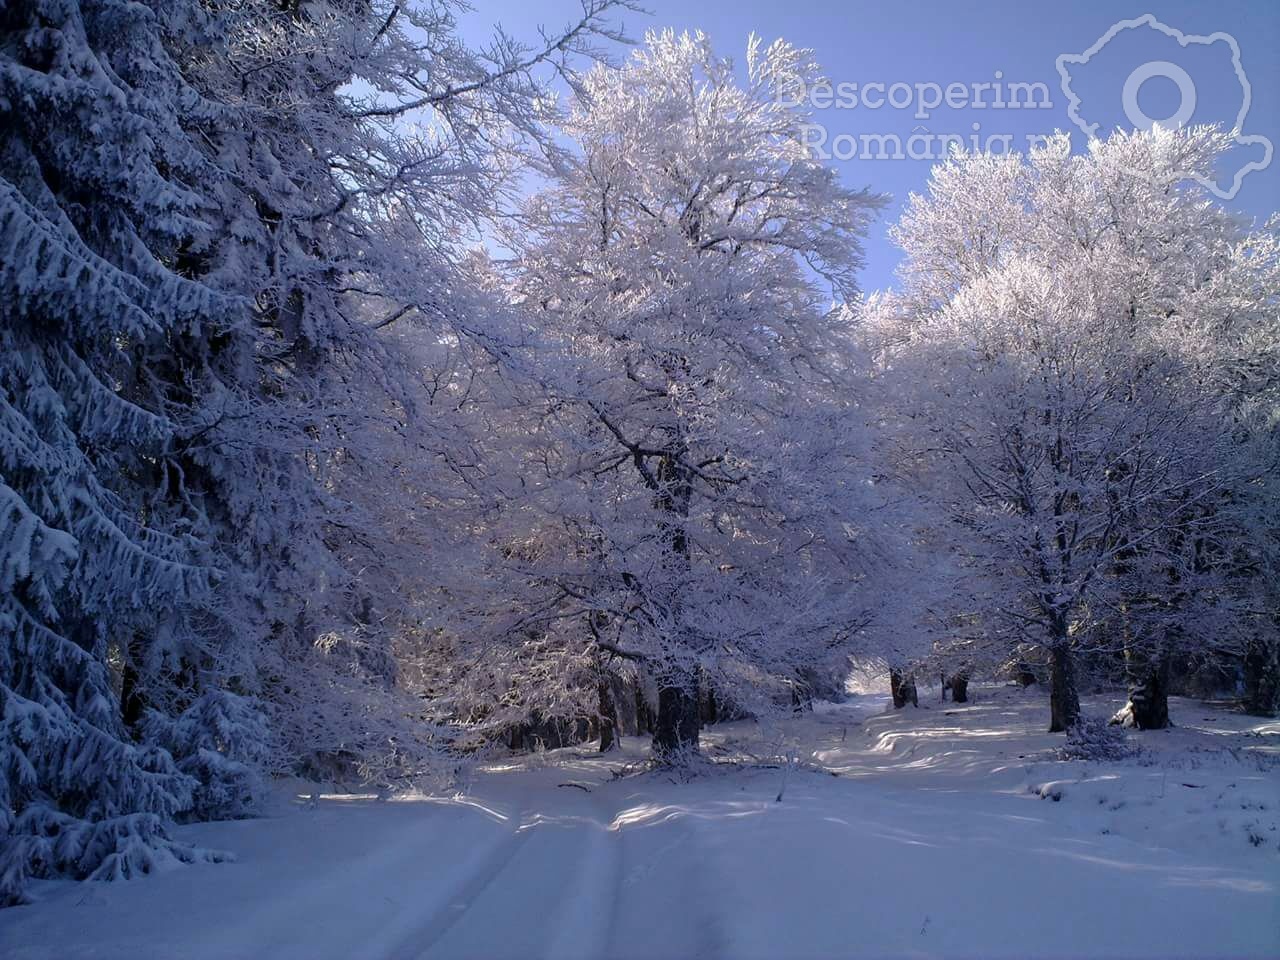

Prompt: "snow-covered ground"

[3,687,1277,960]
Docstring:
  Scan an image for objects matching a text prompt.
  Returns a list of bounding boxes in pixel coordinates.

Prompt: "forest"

[0,1,1277,957]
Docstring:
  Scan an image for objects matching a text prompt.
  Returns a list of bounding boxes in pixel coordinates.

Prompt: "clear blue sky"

[462,0,1280,293]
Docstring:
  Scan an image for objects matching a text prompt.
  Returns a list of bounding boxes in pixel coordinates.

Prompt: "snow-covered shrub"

[1060,716,1134,762]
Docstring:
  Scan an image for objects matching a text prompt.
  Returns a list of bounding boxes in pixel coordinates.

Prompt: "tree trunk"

[648,448,700,760]
[791,670,813,713]
[120,658,146,731]
[635,683,653,734]
[949,673,969,703]
[653,669,700,760]
[1048,644,1080,733]
[889,670,918,709]
[1111,650,1171,729]
[119,630,150,732]
[699,668,718,725]
[598,674,620,751]
[1243,632,1280,717]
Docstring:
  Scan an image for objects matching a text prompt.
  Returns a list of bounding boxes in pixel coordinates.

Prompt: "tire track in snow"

[609,794,732,959]
[408,783,623,960]
[191,802,518,960]
[398,808,539,958]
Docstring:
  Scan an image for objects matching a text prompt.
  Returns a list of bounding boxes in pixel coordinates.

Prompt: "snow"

[2,687,1276,960]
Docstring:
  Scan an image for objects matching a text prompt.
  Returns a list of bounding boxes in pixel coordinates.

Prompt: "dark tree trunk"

[598,674,620,751]
[699,668,718,725]
[120,630,198,733]
[119,631,149,731]
[121,660,146,731]
[635,684,653,734]
[1111,650,1171,729]
[1243,633,1280,718]
[653,670,700,760]
[1048,644,1080,733]
[949,673,969,703]
[889,670,918,709]
[791,670,813,713]
[698,682,751,724]
[647,446,700,761]
[706,685,718,724]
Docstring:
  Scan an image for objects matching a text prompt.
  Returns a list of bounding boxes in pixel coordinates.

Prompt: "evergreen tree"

[0,0,235,903]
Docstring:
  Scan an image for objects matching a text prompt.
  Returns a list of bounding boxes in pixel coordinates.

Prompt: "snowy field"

[2,686,1276,960]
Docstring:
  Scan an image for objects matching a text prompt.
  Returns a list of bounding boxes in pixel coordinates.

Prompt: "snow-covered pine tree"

[0,0,237,903]
[140,690,271,821]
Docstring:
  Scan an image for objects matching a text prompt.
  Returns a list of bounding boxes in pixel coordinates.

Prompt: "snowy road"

[3,690,1277,960]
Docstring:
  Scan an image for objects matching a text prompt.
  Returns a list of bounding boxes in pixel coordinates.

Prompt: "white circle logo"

[1121,60,1197,130]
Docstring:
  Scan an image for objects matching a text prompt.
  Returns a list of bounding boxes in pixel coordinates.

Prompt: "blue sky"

[462,0,1279,293]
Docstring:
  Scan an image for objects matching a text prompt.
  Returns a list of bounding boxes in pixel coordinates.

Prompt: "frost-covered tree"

[487,31,892,758]
[1218,227,1280,717]
[864,128,1274,732]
